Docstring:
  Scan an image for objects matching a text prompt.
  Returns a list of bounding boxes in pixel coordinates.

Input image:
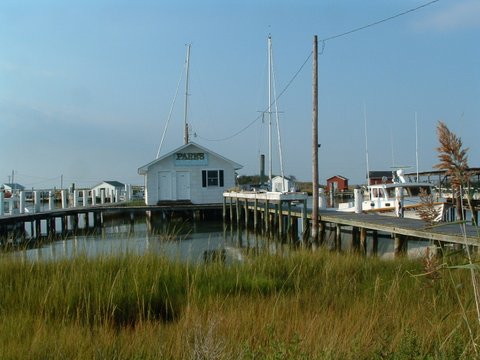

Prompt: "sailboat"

[261,35,293,193]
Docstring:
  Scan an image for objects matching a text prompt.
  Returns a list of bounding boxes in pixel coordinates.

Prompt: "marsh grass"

[0,249,477,359]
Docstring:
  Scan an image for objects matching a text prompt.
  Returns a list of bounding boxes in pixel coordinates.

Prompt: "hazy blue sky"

[1,0,478,188]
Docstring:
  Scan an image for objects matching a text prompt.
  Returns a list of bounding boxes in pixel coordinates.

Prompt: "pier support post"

[35,219,41,238]
[254,198,258,230]
[319,221,326,245]
[394,234,407,257]
[229,197,233,224]
[360,228,367,255]
[335,224,342,251]
[264,200,269,233]
[372,230,378,256]
[472,208,478,226]
[235,199,241,226]
[302,199,308,240]
[222,196,226,221]
[278,202,284,239]
[287,202,292,239]
[244,200,249,229]
[351,226,360,253]
[61,216,66,235]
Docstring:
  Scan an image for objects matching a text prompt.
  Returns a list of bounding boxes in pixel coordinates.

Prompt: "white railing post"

[354,188,363,214]
[101,189,105,204]
[19,191,26,214]
[8,198,14,214]
[91,190,97,206]
[83,190,88,207]
[61,190,68,209]
[49,191,55,211]
[73,190,79,207]
[34,191,41,213]
[0,192,4,215]
[115,189,120,203]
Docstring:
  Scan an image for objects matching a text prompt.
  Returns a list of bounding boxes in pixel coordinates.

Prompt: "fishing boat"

[337,169,449,221]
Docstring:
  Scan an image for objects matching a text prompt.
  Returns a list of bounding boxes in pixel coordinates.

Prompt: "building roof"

[1,183,25,190]
[92,180,125,189]
[138,141,243,174]
[326,175,348,181]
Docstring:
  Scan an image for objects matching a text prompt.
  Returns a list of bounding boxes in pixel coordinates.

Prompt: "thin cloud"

[416,0,480,31]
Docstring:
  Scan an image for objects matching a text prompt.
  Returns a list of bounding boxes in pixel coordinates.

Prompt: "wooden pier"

[223,191,480,256]
[0,203,223,244]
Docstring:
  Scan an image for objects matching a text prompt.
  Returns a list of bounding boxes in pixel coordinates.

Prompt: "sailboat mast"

[183,44,191,145]
[364,103,370,185]
[268,35,273,183]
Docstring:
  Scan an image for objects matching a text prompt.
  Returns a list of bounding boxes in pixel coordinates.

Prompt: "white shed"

[271,176,294,193]
[1,183,25,194]
[138,142,242,205]
[91,181,125,200]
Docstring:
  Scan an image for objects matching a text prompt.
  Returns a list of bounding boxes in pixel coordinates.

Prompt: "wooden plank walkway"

[317,210,479,246]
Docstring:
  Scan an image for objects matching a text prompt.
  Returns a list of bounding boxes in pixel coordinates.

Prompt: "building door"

[158,171,172,201]
[176,171,190,200]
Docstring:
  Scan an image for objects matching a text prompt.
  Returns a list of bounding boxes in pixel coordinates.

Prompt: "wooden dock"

[0,203,223,244]
[223,191,480,256]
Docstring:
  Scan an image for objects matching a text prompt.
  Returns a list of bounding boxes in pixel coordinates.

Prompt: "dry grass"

[0,249,478,359]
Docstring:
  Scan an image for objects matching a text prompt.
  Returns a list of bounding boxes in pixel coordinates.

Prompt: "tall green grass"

[0,249,477,359]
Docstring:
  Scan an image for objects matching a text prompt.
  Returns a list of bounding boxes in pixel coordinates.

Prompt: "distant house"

[326,175,349,192]
[271,176,295,192]
[138,142,242,205]
[368,171,393,185]
[91,181,125,200]
[1,183,25,194]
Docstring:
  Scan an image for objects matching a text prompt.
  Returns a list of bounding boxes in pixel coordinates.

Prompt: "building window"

[202,170,224,187]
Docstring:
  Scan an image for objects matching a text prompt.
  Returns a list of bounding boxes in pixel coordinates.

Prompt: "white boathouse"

[138,142,242,205]
[91,181,125,200]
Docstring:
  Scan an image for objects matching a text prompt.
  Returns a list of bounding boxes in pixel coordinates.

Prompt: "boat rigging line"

[156,45,189,158]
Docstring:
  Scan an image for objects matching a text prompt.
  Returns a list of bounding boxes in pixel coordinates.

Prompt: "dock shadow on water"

[1,209,433,262]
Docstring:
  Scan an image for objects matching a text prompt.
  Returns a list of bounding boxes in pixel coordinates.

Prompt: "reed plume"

[416,187,440,225]
[434,120,469,220]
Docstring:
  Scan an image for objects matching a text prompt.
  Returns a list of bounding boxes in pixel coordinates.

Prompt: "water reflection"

[4,211,432,263]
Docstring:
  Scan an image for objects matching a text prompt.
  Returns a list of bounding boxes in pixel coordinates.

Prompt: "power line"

[320,0,440,43]
[196,51,313,142]
[197,0,440,143]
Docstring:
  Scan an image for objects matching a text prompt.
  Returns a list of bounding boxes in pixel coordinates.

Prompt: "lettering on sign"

[175,153,205,161]
[174,152,208,166]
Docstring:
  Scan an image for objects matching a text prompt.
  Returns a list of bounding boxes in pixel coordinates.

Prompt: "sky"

[1,0,479,189]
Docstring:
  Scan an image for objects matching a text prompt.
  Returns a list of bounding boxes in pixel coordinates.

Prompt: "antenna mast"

[183,44,191,144]
[415,112,419,180]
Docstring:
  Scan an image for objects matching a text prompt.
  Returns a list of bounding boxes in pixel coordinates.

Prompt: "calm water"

[3,209,434,262]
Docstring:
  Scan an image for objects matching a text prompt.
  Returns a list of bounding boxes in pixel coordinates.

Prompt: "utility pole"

[311,35,319,243]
